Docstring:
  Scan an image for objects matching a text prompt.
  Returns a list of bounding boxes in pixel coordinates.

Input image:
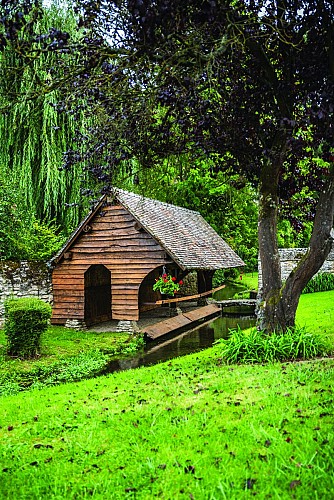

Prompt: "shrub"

[4,298,52,358]
[214,326,332,364]
[302,272,334,294]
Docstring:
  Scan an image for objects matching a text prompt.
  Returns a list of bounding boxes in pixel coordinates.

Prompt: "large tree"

[1,0,333,332]
[0,1,91,231]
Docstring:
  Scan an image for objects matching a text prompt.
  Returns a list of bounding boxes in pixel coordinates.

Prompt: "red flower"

[179,280,183,285]
[162,273,167,278]
[172,276,176,281]
[163,279,168,283]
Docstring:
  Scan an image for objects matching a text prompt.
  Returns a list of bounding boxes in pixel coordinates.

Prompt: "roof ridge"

[50,187,245,270]
[115,188,200,216]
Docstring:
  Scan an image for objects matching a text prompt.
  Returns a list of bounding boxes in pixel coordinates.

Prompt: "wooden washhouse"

[50,189,244,327]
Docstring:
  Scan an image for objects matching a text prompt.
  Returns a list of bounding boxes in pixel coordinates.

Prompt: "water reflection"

[213,282,246,300]
[105,313,256,373]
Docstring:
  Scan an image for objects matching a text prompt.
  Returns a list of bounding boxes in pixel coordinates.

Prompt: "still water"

[107,314,256,372]
[105,282,256,372]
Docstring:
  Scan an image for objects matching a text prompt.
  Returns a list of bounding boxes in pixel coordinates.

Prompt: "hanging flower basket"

[153,273,183,296]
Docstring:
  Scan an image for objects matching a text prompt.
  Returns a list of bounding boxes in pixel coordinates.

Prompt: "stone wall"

[0,261,52,325]
[179,271,198,296]
[258,248,334,289]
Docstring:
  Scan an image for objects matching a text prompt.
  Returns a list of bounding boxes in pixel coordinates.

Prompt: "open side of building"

[50,189,244,328]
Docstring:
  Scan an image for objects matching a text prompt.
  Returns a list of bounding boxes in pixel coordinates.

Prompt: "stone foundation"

[65,319,87,331]
[115,320,140,334]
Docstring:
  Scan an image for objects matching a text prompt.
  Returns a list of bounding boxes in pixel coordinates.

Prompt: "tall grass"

[302,272,334,294]
[215,326,332,364]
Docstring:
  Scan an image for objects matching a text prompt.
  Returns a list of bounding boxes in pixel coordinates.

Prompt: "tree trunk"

[280,172,334,326]
[258,168,334,333]
[257,154,283,332]
[197,270,214,306]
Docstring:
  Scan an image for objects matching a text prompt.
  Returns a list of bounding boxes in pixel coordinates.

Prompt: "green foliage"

[302,273,334,294]
[153,273,182,295]
[0,3,87,232]
[20,218,66,261]
[113,333,145,355]
[277,219,313,248]
[33,350,109,386]
[4,298,52,358]
[0,349,110,396]
[215,326,332,364]
[127,161,259,271]
[0,172,65,260]
[212,268,240,287]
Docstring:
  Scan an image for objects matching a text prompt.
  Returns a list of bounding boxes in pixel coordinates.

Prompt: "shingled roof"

[51,189,245,270]
[116,189,244,270]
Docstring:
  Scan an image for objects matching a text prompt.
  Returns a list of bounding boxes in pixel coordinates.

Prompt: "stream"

[104,282,257,373]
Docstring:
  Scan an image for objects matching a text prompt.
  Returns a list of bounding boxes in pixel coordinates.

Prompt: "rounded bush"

[4,298,52,358]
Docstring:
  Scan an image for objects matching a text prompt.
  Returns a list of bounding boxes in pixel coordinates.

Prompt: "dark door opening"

[139,268,161,314]
[84,265,112,325]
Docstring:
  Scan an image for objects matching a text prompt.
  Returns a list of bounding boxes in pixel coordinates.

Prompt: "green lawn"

[0,291,333,499]
[296,290,334,341]
[241,271,259,291]
[0,349,333,499]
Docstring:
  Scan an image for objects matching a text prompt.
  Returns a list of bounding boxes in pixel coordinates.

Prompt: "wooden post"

[197,270,214,305]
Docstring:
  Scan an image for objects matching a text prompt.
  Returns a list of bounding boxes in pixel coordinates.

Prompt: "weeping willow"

[0,2,88,232]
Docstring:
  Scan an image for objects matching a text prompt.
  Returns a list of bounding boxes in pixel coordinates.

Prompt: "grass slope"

[0,291,333,499]
[0,326,144,368]
[0,352,333,499]
[241,272,259,291]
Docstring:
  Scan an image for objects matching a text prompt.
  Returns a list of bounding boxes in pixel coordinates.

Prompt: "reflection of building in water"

[103,315,256,375]
[198,324,215,348]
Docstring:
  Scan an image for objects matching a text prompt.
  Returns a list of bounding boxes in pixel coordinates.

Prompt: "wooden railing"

[155,284,226,305]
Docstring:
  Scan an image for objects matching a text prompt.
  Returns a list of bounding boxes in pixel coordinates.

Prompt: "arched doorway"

[138,268,161,315]
[84,265,111,325]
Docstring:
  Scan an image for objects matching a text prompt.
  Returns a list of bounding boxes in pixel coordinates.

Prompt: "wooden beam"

[145,304,221,339]
[155,284,226,305]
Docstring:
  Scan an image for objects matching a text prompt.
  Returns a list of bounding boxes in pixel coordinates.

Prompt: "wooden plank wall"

[52,204,171,324]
